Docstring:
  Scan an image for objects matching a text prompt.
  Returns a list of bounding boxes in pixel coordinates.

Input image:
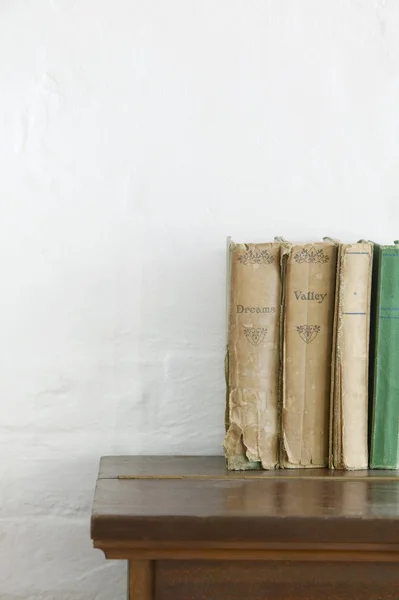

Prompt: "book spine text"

[281,242,337,468]
[224,241,281,470]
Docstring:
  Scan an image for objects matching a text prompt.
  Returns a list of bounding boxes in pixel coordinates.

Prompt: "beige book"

[280,241,338,468]
[330,242,373,470]
[224,239,282,470]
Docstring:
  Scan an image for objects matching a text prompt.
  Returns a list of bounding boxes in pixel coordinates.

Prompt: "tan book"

[224,239,282,470]
[330,242,373,470]
[280,241,338,468]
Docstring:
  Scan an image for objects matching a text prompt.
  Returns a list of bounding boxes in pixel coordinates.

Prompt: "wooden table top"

[91,456,399,546]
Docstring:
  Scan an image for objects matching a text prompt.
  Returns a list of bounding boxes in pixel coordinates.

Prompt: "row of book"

[223,237,399,471]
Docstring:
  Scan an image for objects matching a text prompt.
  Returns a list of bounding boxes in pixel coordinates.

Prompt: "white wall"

[1,1,399,598]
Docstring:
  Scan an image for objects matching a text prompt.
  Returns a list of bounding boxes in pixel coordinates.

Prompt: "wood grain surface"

[98,455,399,480]
[155,560,399,600]
[92,456,399,545]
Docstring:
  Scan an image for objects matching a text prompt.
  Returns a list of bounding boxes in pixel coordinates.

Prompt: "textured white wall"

[1,1,399,598]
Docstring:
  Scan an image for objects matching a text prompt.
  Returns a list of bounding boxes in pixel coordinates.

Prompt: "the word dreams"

[236,305,276,314]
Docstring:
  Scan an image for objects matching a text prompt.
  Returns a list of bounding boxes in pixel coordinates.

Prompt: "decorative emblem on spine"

[296,325,320,344]
[293,248,329,264]
[243,327,267,346]
[237,248,274,265]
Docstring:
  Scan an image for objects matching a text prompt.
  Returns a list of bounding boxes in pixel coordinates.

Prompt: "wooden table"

[91,456,399,599]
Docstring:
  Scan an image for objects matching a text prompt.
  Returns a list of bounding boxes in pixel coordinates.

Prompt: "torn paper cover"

[224,240,282,470]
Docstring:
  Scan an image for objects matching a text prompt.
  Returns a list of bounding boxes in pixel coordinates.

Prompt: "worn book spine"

[280,241,338,468]
[224,240,282,470]
[370,242,399,469]
[328,243,341,469]
[330,242,373,470]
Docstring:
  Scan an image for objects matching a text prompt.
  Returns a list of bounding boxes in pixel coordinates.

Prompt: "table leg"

[128,560,154,600]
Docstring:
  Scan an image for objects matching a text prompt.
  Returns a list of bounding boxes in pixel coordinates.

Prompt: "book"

[280,240,338,468]
[329,242,373,470]
[370,241,399,469]
[224,239,282,470]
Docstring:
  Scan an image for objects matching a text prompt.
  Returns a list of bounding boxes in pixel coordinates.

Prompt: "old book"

[280,240,338,468]
[370,242,399,469]
[329,242,373,470]
[224,239,282,470]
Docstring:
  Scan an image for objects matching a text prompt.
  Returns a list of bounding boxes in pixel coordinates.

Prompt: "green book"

[370,241,399,468]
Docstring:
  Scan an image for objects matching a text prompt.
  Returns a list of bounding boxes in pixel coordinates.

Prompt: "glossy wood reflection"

[92,477,399,545]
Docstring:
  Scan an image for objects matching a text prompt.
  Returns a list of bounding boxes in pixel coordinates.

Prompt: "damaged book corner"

[223,237,282,470]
